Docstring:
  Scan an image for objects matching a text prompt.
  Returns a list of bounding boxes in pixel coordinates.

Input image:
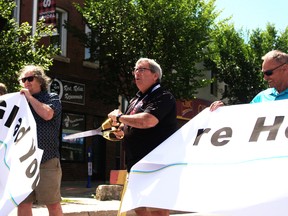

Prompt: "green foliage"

[0,0,14,19]
[0,0,60,92]
[205,22,288,104]
[73,0,288,105]
[73,0,218,105]
[273,26,288,53]
[205,23,263,104]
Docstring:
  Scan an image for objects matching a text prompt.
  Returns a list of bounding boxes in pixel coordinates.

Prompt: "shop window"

[61,112,85,162]
[51,8,67,56]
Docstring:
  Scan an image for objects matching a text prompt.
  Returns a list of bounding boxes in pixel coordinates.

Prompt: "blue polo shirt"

[250,88,288,103]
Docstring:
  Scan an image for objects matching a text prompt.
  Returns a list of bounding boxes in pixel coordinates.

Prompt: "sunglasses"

[263,63,286,76]
[20,76,35,83]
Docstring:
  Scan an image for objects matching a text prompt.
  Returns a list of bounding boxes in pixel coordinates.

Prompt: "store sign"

[61,112,85,161]
[49,79,85,105]
[176,99,211,120]
[62,112,85,144]
[38,0,56,27]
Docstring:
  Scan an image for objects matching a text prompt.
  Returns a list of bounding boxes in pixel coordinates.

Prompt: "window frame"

[52,7,68,57]
[14,0,20,23]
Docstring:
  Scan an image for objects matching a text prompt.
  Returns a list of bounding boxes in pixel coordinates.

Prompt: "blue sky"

[215,0,288,31]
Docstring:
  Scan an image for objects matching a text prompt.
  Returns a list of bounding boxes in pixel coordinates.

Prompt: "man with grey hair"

[210,50,288,110]
[250,49,288,103]
[108,57,177,216]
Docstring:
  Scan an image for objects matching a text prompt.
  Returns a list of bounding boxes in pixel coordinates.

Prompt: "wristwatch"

[116,113,123,123]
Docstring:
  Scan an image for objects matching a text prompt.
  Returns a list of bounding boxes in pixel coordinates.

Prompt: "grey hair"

[18,65,51,91]
[262,50,288,64]
[0,83,7,95]
[135,58,163,82]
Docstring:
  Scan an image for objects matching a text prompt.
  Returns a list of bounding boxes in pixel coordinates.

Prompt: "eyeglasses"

[262,63,286,76]
[132,67,151,75]
[20,76,35,83]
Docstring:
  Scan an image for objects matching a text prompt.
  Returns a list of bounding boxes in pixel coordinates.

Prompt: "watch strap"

[116,113,123,123]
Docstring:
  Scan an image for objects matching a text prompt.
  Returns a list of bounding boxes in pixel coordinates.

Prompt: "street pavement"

[8,181,222,216]
[9,181,121,216]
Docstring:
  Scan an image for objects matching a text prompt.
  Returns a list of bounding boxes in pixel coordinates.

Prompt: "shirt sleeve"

[143,91,175,121]
[48,93,62,117]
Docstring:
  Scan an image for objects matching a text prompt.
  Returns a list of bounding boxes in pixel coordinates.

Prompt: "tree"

[72,0,219,105]
[276,27,288,53]
[0,0,60,92]
[205,23,264,104]
[205,23,288,104]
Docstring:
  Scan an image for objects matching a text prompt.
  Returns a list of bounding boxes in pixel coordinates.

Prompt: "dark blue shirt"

[31,91,62,163]
[123,84,177,171]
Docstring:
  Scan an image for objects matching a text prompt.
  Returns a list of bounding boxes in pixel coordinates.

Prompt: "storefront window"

[61,112,85,161]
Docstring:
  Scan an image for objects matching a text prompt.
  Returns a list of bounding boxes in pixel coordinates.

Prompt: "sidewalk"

[8,181,220,216]
[9,181,122,216]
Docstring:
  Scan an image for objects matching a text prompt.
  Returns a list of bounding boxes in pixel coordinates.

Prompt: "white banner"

[121,100,288,216]
[0,93,42,216]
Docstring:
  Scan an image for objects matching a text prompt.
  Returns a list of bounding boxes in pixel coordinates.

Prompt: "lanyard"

[128,84,160,115]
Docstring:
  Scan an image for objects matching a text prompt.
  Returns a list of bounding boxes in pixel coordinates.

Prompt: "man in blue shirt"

[210,50,288,110]
[251,50,288,103]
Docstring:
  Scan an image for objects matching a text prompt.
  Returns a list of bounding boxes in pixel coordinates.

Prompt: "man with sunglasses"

[17,65,63,216]
[210,50,288,111]
[108,58,177,216]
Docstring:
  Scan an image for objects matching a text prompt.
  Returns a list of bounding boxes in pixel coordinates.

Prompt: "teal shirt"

[250,88,288,103]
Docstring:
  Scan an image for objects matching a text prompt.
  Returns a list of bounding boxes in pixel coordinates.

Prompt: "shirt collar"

[269,87,288,96]
[136,82,160,98]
